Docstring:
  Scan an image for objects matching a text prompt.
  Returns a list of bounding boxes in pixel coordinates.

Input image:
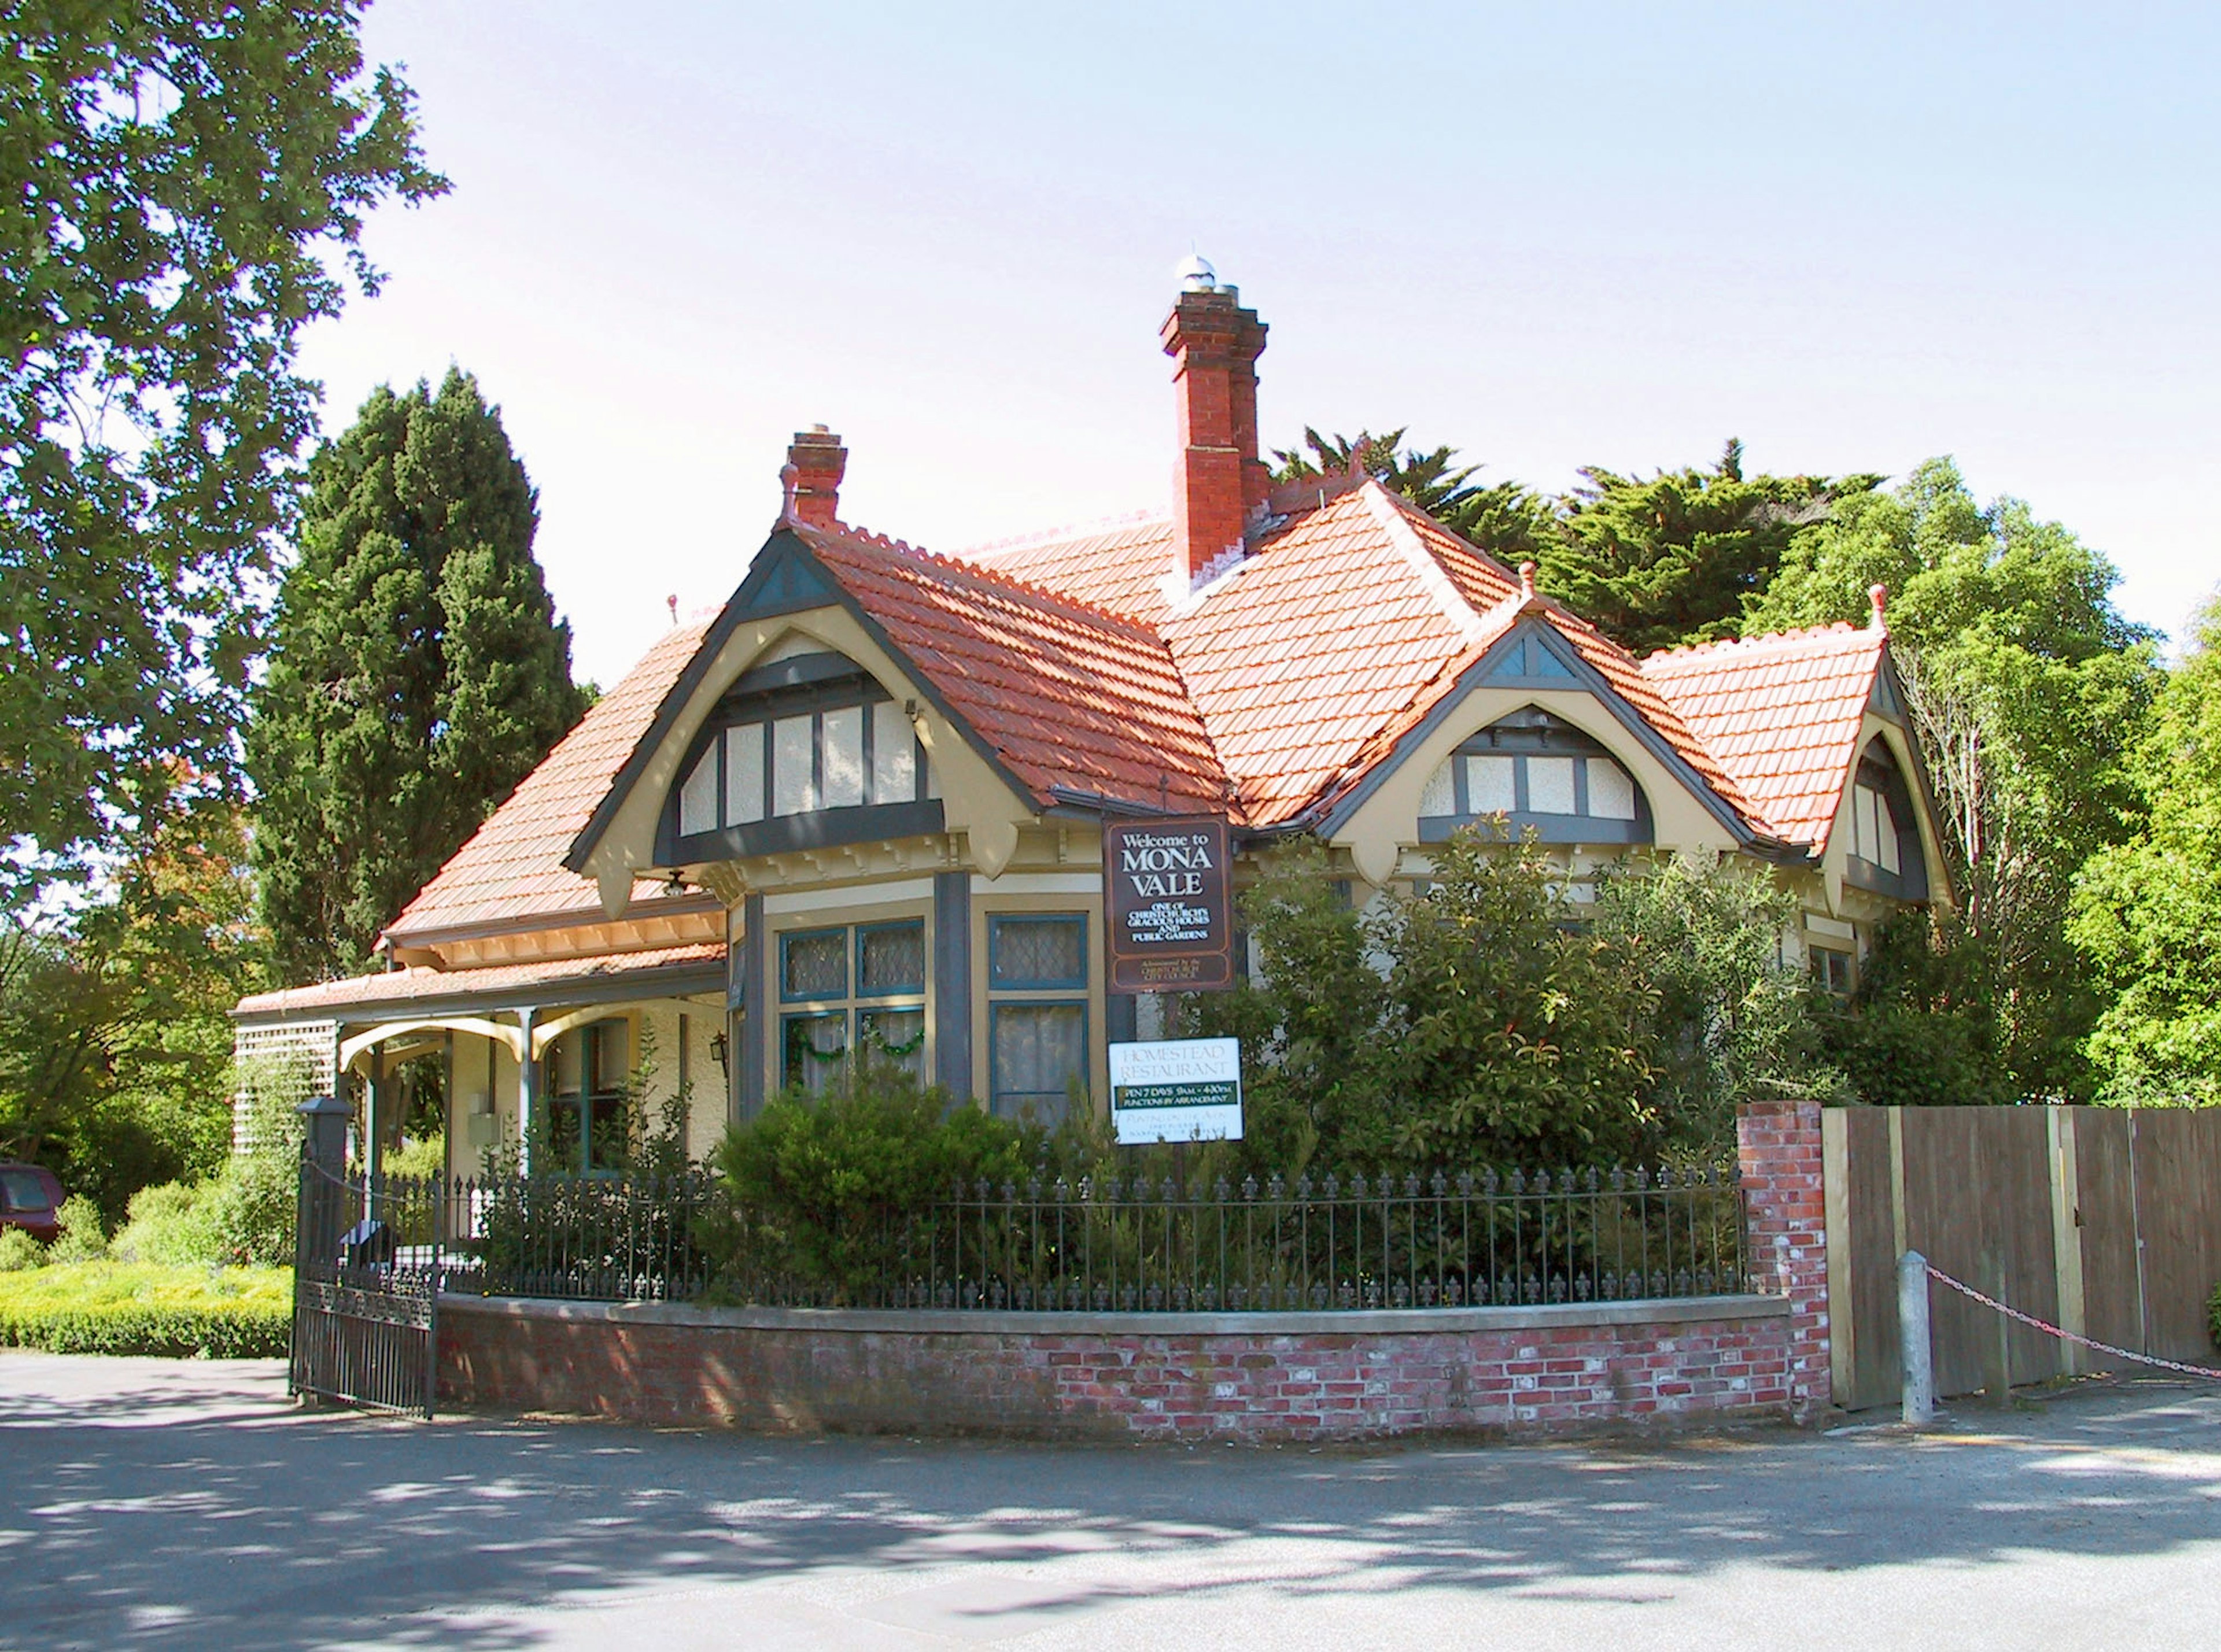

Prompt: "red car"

[0,1163,63,1246]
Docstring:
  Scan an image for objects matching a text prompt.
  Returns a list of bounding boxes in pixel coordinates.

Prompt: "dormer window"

[1417,708,1651,845]
[661,649,943,862]
[1843,740,1927,898]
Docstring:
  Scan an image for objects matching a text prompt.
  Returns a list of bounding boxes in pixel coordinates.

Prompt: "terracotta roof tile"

[1641,623,1887,847]
[235,943,725,1018]
[795,523,1231,816]
[384,623,712,944]
[960,515,1179,626]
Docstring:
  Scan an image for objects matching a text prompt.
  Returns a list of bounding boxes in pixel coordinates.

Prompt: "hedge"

[0,1263,292,1358]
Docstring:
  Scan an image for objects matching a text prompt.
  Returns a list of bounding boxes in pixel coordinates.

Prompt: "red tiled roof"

[1155,486,1504,825]
[384,622,711,943]
[961,515,1178,626]
[1640,622,1888,847]
[234,943,725,1019]
[795,523,1233,816]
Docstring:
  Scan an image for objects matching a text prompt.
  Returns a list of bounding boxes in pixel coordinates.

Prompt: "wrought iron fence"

[433,1161,1748,1314]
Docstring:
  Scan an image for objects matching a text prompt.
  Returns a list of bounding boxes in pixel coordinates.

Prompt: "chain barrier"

[1924,1261,2221,1382]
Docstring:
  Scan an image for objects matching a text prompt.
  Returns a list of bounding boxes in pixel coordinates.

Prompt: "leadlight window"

[987,914,1088,1123]
[1417,708,1651,844]
[777,920,927,1092]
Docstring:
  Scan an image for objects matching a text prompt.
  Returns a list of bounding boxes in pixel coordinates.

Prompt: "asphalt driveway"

[2,1351,2216,1649]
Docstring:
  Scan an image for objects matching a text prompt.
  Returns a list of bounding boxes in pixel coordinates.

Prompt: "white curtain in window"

[1419,759,1455,816]
[1463,754,1516,813]
[1588,759,1637,821]
[678,744,719,835]
[820,706,864,807]
[772,715,815,815]
[872,700,914,803]
[725,724,765,824]
[1526,756,1576,815]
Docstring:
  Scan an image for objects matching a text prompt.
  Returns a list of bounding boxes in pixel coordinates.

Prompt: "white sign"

[1108,1037,1243,1145]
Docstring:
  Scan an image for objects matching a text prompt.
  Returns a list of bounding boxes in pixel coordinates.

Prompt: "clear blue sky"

[302,0,2220,688]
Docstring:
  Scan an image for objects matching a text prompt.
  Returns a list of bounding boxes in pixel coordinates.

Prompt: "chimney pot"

[784,427,847,530]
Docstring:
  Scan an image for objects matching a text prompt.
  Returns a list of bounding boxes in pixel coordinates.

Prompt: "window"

[988,914,1088,1123]
[777,920,927,1092]
[1812,947,1854,997]
[544,1019,629,1174]
[0,1167,53,1212]
[1843,741,1925,897]
[669,651,934,846]
[1417,708,1651,844]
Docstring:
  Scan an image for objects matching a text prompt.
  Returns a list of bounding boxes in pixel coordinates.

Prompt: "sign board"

[1102,815,1234,993]
[1108,1037,1243,1144]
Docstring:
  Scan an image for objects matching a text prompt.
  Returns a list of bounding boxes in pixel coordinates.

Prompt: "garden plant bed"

[0,1263,293,1358]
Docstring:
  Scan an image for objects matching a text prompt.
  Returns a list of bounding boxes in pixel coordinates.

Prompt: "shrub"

[46,1195,108,1263]
[2209,1280,2220,1354]
[0,1228,45,1272]
[0,1262,292,1358]
[711,1064,1032,1302]
[111,1181,221,1265]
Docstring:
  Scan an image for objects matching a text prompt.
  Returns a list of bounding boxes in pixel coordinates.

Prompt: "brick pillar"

[1737,1098,1831,1422]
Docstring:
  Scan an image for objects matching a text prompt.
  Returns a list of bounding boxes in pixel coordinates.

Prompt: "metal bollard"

[1900,1248,1935,1426]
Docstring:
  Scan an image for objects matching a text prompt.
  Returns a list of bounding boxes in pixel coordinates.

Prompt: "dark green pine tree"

[249,370,588,982]
[1536,440,1881,657]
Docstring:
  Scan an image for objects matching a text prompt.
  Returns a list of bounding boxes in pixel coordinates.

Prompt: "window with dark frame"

[674,655,931,841]
[1417,707,1650,844]
[777,919,927,1093]
[987,913,1087,1123]
[543,1018,630,1174]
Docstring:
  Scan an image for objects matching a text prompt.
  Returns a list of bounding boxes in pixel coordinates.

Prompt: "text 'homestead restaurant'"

[234,263,1949,1173]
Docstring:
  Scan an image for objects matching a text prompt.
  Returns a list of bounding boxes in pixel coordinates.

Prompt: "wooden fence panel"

[2072,1108,2141,1353]
[1816,1103,2221,1411]
[2131,1110,2221,1361]
[1829,1107,1901,1411]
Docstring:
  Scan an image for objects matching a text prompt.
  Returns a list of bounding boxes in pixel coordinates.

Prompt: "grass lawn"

[0,1261,293,1358]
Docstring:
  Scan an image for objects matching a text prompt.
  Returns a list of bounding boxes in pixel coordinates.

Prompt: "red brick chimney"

[781,426,846,529]
[1161,267,1268,583]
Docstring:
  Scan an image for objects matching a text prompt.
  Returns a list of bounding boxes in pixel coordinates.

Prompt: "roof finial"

[1869,582,1889,633]
[666,594,678,627]
[1519,561,1538,601]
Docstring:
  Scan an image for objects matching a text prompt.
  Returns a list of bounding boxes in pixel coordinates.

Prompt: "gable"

[1320,616,1765,858]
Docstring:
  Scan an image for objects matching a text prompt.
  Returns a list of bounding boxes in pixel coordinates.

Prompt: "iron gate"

[290,1154,443,1419]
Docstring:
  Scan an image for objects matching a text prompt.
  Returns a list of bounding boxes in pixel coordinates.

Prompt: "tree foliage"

[1180,835,1825,1169]
[1536,440,1879,657]
[1748,458,2160,1100]
[0,2,444,903]
[248,370,587,981]
[2070,596,2221,1104]
[0,801,267,1221]
[1270,426,1554,560]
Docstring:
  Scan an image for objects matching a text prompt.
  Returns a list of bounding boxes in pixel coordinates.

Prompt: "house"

[231,264,1950,1174]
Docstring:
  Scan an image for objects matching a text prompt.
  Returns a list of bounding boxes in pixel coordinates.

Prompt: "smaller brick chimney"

[1161,266,1268,584]
[781,426,846,529]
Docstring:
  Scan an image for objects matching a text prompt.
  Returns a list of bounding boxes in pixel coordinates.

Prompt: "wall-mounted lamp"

[665,869,687,895]
[709,1031,729,1074]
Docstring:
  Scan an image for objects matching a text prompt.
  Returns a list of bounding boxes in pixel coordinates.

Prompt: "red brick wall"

[1737,1097,1831,1421]
[441,1104,1835,1442]
[440,1298,1797,1443]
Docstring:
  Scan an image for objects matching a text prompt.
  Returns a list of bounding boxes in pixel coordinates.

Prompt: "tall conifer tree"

[248,370,586,982]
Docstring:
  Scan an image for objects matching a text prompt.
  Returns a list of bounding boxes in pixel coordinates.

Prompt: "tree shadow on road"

[4,1355,2216,1650]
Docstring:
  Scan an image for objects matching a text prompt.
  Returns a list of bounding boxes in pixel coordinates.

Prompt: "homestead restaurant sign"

[1102,816,1233,992]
